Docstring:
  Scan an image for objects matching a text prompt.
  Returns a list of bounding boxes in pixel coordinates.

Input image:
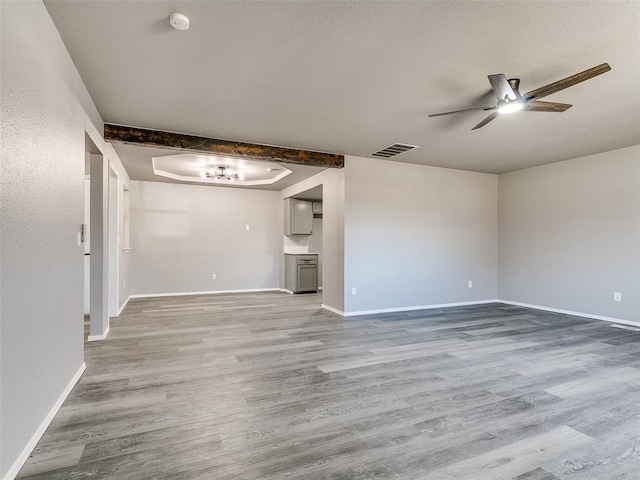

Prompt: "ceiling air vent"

[369,143,419,159]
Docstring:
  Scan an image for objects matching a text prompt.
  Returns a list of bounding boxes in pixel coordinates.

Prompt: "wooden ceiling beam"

[104,124,344,168]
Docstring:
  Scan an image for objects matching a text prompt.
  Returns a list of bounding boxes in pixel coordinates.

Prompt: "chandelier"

[200,166,243,182]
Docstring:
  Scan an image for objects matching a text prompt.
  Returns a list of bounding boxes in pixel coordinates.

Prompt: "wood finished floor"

[17,293,640,479]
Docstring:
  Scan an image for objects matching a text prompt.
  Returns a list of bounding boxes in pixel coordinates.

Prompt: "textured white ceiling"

[45,1,640,175]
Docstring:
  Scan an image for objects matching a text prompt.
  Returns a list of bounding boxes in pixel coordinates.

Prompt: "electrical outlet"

[614,292,622,302]
[123,281,126,289]
[352,287,357,296]
[468,280,473,289]
[245,224,250,230]
[212,274,217,280]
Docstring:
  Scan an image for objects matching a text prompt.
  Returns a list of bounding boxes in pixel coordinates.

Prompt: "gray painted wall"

[89,154,110,338]
[119,187,131,308]
[498,145,640,322]
[309,217,323,288]
[130,181,282,295]
[0,2,85,475]
[120,249,131,308]
[0,2,130,476]
[343,156,498,313]
[319,170,345,311]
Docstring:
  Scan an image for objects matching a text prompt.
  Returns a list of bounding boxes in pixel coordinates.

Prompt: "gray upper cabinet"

[285,198,313,235]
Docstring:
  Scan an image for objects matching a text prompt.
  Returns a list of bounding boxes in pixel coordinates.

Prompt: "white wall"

[498,145,640,322]
[343,156,498,313]
[309,217,323,288]
[130,181,282,295]
[0,2,129,477]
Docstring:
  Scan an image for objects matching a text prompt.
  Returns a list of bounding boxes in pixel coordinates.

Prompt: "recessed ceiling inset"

[370,143,419,159]
[152,154,292,186]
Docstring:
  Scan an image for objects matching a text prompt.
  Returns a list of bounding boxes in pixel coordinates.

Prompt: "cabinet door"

[291,200,312,234]
[297,265,317,291]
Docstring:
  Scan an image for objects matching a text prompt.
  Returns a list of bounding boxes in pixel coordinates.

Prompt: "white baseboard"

[87,324,109,342]
[341,299,499,317]
[497,299,640,328]
[3,363,86,480]
[321,304,345,316]
[129,288,282,299]
[117,295,131,315]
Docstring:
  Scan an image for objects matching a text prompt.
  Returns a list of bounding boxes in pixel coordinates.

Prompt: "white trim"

[341,299,499,317]
[87,325,109,342]
[3,363,86,480]
[611,324,640,332]
[128,288,282,299]
[108,161,120,317]
[280,288,294,295]
[117,295,131,316]
[321,304,345,316]
[497,300,640,328]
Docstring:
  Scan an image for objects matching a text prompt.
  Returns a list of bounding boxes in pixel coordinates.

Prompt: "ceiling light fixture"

[497,98,523,114]
[169,13,190,31]
[200,166,242,182]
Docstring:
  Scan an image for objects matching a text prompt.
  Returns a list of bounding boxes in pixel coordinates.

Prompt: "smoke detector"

[169,13,190,31]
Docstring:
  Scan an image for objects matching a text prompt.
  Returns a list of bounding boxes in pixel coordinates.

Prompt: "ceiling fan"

[429,63,611,130]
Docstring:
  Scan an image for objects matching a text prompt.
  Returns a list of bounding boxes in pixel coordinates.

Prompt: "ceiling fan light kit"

[429,63,611,129]
[497,99,523,114]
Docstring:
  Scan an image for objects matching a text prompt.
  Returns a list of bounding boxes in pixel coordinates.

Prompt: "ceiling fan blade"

[524,101,573,113]
[428,105,495,117]
[471,112,499,130]
[523,63,611,101]
[488,74,518,101]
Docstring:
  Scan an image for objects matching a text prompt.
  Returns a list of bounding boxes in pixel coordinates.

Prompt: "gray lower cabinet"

[285,254,318,293]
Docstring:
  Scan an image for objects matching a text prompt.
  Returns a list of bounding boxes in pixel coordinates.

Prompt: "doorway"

[85,133,110,341]
[284,185,323,297]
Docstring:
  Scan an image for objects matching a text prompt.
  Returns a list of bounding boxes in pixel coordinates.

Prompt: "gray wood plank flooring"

[16,293,640,479]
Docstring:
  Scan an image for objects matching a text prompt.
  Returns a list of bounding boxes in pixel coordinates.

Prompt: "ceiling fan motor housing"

[508,78,521,97]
